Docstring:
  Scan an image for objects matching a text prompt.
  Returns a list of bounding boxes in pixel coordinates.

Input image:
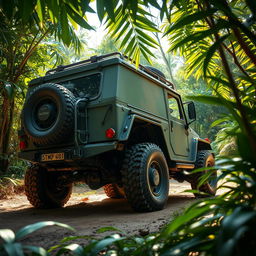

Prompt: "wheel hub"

[37,104,52,121]
[34,100,57,129]
[149,168,160,186]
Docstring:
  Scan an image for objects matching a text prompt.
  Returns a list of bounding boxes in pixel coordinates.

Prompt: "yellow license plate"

[41,152,64,162]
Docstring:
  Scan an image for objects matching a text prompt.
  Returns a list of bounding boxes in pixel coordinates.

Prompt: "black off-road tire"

[190,150,217,198]
[103,184,125,199]
[121,143,169,212]
[22,83,75,145]
[24,164,72,208]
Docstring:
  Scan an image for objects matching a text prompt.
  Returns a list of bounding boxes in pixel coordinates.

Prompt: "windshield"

[60,73,101,98]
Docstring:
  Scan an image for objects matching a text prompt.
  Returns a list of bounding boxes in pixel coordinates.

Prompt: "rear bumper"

[18,141,119,163]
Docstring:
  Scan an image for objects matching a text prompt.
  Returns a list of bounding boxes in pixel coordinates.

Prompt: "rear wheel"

[24,164,72,208]
[103,184,124,199]
[190,150,217,198]
[121,143,169,212]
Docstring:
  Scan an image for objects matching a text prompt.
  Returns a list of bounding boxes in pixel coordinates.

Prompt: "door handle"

[170,120,173,132]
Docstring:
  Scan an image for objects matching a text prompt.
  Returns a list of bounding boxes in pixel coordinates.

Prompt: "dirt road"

[0,180,195,249]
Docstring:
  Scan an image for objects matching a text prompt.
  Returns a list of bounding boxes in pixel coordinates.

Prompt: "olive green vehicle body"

[19,54,211,172]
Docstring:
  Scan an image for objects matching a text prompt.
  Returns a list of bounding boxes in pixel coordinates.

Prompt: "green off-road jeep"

[19,52,217,212]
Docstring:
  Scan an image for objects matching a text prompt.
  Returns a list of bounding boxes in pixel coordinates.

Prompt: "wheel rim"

[148,161,165,197]
[45,173,70,202]
[32,97,58,130]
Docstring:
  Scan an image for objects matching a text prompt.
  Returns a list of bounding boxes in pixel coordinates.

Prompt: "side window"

[168,95,182,119]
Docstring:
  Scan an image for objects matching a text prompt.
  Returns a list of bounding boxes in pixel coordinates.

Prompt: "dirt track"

[0,180,195,249]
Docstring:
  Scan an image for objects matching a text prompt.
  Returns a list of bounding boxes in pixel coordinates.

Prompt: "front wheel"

[190,150,217,198]
[24,164,72,208]
[121,143,169,212]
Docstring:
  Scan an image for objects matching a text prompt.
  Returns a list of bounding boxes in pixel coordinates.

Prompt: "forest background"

[0,1,256,255]
[0,0,230,177]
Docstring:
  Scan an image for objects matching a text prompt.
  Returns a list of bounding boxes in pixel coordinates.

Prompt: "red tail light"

[19,140,27,150]
[105,128,116,138]
[204,138,211,143]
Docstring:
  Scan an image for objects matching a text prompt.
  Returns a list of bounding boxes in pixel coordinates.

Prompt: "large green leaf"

[165,8,217,34]
[15,221,75,240]
[56,244,84,256]
[168,19,231,51]
[104,0,116,22]
[3,243,24,256]
[217,207,256,256]
[210,116,230,127]
[245,0,256,17]
[2,82,15,99]
[89,236,124,255]
[143,0,160,9]
[113,20,130,41]
[206,76,231,87]
[160,0,168,20]
[46,0,59,23]
[124,36,136,55]
[59,4,71,46]
[66,5,93,30]
[203,34,229,77]
[17,0,35,23]
[210,0,256,45]
[188,95,230,106]
[136,29,159,45]
[106,2,158,65]
[48,235,92,253]
[0,229,15,243]
[35,0,44,26]
[161,237,211,256]
[197,170,217,189]
[22,245,48,256]
[96,226,123,234]
[96,0,106,22]
[161,204,215,236]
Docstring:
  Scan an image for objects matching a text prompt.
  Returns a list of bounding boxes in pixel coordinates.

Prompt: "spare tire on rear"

[22,83,75,145]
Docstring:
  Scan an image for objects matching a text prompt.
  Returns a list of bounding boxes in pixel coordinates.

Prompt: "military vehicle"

[18,52,217,212]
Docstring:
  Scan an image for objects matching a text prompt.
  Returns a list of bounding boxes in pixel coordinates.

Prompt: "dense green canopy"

[0,1,256,255]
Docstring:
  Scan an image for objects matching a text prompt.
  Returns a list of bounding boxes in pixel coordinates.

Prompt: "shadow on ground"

[0,182,195,249]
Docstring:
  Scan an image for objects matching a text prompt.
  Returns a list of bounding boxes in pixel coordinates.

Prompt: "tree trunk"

[0,97,14,174]
[154,32,177,88]
[0,29,49,175]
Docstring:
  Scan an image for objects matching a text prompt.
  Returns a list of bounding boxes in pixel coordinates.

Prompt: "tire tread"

[24,164,72,208]
[121,143,169,212]
[190,150,216,197]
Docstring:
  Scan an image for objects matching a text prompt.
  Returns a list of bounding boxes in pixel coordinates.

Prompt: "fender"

[197,138,212,151]
[189,138,213,163]
[119,113,164,141]
[118,113,171,163]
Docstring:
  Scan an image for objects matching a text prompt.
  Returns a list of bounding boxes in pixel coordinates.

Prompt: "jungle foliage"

[0,0,256,255]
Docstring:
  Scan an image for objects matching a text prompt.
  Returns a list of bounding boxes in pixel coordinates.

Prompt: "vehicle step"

[176,163,195,169]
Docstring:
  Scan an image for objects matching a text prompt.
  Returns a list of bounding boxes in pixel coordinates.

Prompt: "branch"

[223,41,252,81]
[13,28,50,83]
[153,31,176,87]
[232,28,256,66]
[148,6,176,87]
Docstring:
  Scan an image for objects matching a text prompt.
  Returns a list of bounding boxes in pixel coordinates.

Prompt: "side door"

[167,93,189,157]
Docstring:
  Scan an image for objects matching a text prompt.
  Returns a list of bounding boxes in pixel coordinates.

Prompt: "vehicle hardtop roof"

[30,52,176,92]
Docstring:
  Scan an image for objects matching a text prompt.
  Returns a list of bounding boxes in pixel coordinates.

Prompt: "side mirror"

[188,102,196,121]
[184,101,196,125]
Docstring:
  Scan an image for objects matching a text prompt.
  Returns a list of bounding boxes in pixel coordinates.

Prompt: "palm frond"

[106,3,159,65]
